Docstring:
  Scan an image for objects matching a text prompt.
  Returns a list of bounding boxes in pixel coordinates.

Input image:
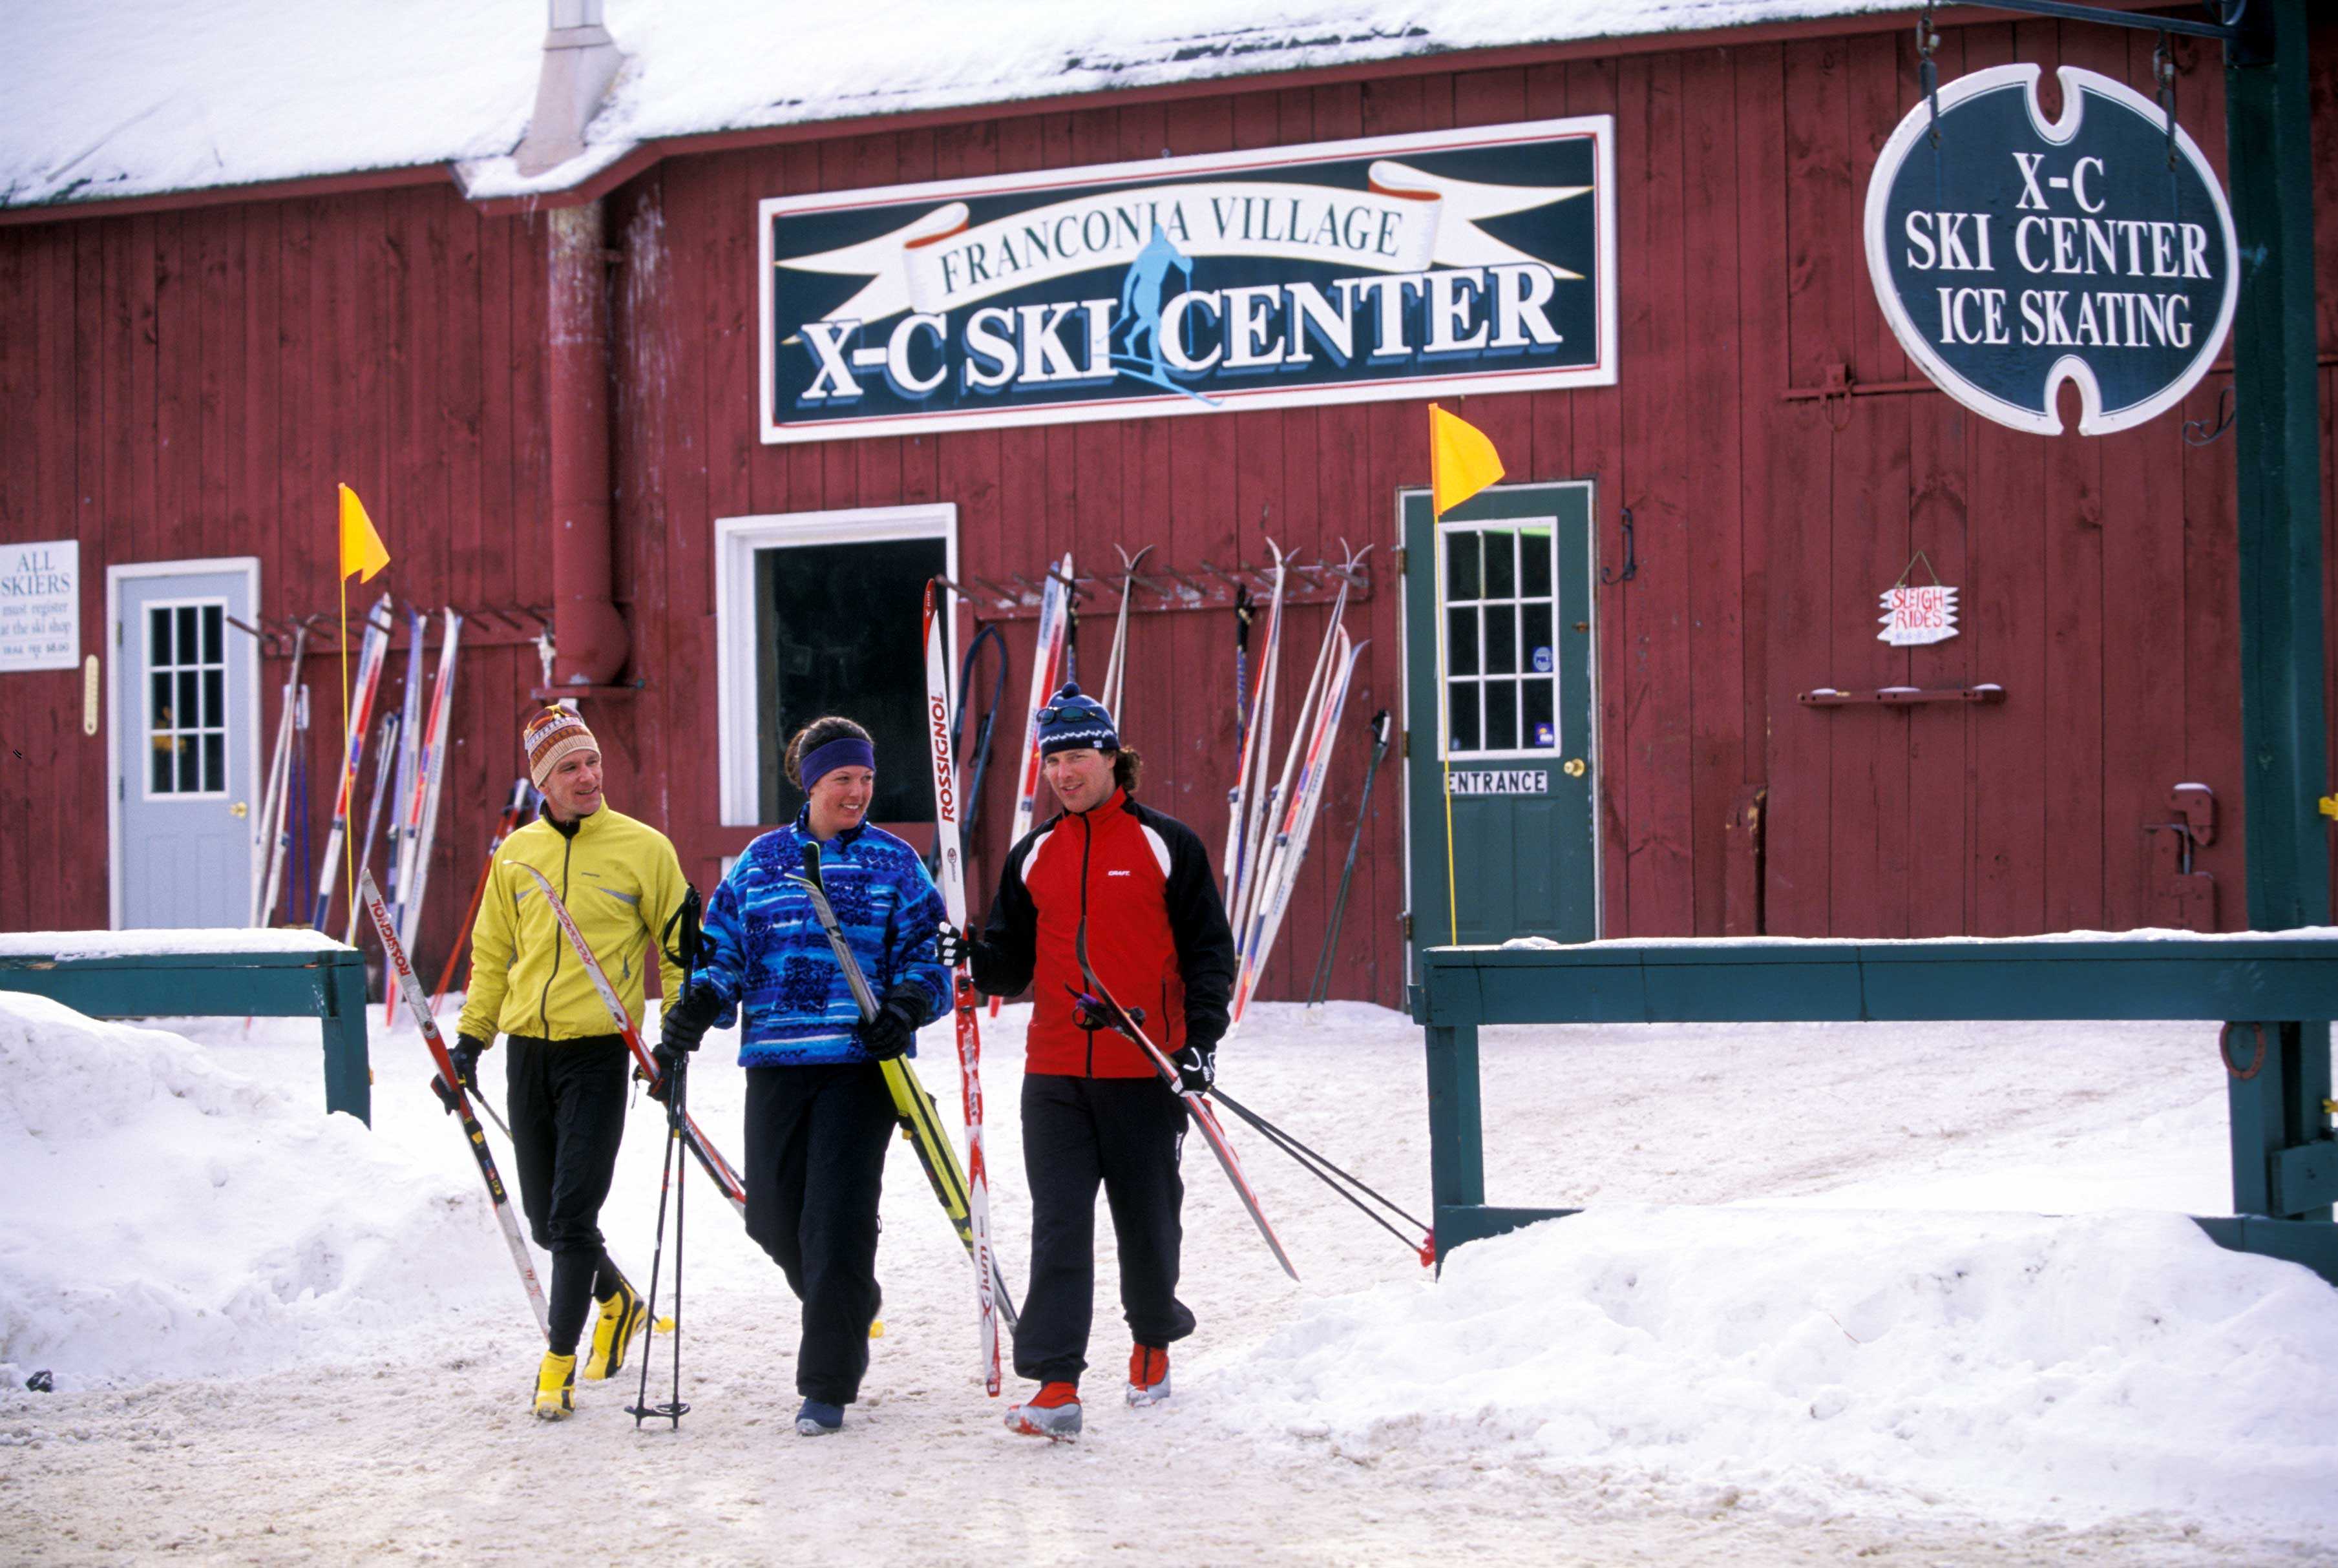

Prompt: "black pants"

[743,1063,896,1405]
[507,1034,630,1355]
[1015,1072,1195,1386]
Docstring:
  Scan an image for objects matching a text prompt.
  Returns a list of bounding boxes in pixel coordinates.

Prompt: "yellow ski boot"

[582,1277,646,1383]
[533,1352,576,1421]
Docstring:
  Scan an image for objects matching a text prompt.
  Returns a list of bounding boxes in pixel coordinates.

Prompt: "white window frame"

[105,557,262,929]
[1437,516,1566,763]
[713,504,958,828]
[136,596,234,801]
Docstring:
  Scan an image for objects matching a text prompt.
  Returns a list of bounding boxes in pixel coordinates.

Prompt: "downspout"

[547,200,626,689]
[518,0,629,690]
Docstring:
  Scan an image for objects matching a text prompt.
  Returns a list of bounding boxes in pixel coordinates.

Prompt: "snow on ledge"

[0,929,355,961]
[1486,926,2338,952]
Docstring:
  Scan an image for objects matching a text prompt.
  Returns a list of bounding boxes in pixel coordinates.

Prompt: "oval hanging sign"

[1864,65,2237,437]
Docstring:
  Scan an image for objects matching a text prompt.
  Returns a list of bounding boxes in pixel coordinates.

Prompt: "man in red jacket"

[943,683,1235,1441]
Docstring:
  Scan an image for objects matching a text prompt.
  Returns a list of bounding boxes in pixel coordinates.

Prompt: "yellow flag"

[338,483,390,582]
[1429,402,1504,518]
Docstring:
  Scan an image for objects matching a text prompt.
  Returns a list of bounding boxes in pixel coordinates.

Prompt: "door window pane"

[1522,528,1553,599]
[1483,528,1517,600]
[1448,684,1481,753]
[1523,603,1554,673]
[1525,679,1557,748]
[1486,680,1520,751]
[1445,531,1480,601]
[1486,606,1518,674]
[1446,607,1479,676]
[144,598,231,797]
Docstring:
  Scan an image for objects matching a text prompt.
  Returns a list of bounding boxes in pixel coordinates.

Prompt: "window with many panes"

[145,601,228,796]
[1441,521,1560,758]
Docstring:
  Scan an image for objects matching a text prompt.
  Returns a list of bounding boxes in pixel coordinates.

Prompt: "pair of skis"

[379,611,463,1022]
[311,596,395,931]
[923,581,1004,1392]
[996,552,1073,1017]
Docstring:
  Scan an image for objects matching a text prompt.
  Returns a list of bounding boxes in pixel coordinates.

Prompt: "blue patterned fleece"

[693,811,951,1069]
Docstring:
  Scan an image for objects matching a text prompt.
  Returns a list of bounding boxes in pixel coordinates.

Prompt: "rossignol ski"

[383,605,427,928]
[396,610,463,957]
[429,778,534,1017]
[953,623,1006,856]
[1072,921,1297,1280]
[1232,631,1367,1020]
[311,596,395,931]
[1223,542,1289,928]
[925,580,1002,1394]
[996,550,1071,1016]
[788,842,1020,1327]
[253,622,310,926]
[359,870,549,1334]
[511,862,750,1218]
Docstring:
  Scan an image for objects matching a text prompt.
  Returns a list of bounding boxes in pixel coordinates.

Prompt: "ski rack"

[939,550,1368,623]
[247,604,551,658]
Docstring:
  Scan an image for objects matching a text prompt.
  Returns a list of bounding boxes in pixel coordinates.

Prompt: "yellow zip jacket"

[456,804,691,1044]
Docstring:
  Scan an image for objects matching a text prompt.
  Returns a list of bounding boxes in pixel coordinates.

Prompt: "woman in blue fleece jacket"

[658,715,949,1436]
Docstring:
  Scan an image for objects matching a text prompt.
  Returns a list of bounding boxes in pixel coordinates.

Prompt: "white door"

[111,561,260,927]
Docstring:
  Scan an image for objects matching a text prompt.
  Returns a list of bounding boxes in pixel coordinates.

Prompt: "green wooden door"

[1403,483,1598,974]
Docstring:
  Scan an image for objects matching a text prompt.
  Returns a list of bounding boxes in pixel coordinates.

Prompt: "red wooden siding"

[3,14,2335,1013]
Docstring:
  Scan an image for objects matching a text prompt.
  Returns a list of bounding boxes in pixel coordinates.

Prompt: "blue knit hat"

[1037,682,1119,757]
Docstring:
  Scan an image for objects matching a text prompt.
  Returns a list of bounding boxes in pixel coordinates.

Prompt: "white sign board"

[0,540,78,671]
[1448,769,1550,796]
[1877,583,1959,647]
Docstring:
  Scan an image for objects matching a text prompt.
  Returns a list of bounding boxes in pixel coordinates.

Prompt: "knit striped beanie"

[523,706,597,789]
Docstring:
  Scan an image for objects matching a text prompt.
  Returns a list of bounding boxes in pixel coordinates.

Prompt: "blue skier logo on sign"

[1863,65,2236,437]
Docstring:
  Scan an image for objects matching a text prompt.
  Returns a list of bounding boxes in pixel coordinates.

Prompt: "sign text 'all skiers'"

[1864,65,2237,437]
[761,118,1616,443]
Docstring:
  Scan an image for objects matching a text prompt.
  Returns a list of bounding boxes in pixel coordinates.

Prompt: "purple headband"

[800,735,876,790]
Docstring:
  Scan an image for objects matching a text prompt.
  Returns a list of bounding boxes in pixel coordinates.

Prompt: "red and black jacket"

[971,789,1235,1078]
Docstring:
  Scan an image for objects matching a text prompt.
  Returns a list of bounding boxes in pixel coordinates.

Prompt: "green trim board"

[0,948,372,1124]
[1417,933,2338,1284]
[1400,483,1598,985]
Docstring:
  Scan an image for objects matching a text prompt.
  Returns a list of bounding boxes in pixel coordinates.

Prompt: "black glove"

[859,982,927,1062]
[653,987,721,1102]
[934,921,987,970]
[433,1035,487,1113]
[1170,1043,1216,1094]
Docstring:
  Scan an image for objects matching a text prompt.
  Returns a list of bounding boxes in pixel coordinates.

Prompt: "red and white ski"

[311,595,395,931]
[996,550,1072,1015]
[359,870,549,1335]
[925,580,1002,1395]
[1073,922,1297,1281]
[511,861,749,1217]
[428,777,534,1018]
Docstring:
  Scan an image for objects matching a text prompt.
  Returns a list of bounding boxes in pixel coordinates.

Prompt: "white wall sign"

[1878,583,1960,646]
[0,540,79,671]
[1448,769,1549,796]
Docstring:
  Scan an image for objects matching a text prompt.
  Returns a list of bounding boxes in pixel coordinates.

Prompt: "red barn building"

[1,0,2332,1010]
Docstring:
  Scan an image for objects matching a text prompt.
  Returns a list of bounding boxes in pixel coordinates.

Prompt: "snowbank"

[0,993,497,1388]
[1221,1204,2338,1534]
[0,929,352,959]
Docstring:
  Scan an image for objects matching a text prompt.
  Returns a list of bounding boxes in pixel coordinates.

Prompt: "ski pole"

[632,885,701,1430]
[1308,709,1391,1007]
[1207,1085,1433,1268]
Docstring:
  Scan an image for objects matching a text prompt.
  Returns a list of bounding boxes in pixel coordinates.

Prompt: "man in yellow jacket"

[452,706,691,1420]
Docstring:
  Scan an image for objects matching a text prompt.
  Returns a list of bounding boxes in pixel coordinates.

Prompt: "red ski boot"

[1126,1343,1172,1407]
[1005,1380,1082,1441]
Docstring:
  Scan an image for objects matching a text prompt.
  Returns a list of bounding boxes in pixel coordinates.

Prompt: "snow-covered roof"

[3,0,1902,213]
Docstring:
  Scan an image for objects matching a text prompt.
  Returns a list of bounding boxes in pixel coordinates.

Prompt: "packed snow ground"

[2,991,2333,1565]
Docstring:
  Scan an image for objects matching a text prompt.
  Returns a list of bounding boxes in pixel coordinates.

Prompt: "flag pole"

[1429,405,1459,946]
[339,549,353,931]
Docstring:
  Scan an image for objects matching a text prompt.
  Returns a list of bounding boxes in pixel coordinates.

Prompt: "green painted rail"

[0,945,372,1124]
[1415,934,2338,1286]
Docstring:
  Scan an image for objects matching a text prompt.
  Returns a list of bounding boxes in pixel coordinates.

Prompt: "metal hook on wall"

[1601,507,1639,586]
[2182,384,2234,447]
